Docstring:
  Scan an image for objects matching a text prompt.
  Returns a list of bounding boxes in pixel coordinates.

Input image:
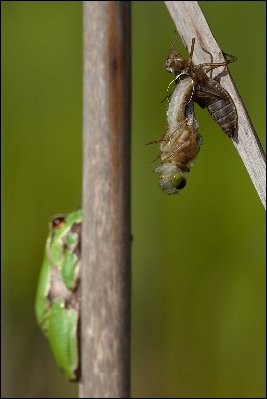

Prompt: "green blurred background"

[2,1,265,397]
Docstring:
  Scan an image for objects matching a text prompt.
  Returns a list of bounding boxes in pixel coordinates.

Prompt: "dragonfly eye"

[171,174,187,190]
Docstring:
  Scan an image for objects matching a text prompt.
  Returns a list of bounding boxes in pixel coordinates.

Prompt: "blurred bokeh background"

[2,1,265,397]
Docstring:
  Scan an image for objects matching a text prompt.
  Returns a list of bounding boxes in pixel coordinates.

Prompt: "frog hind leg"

[48,299,79,381]
[35,254,52,334]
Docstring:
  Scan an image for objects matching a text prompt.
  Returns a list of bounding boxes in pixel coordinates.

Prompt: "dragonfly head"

[154,163,187,194]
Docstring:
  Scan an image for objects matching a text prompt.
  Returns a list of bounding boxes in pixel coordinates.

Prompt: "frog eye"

[52,216,65,230]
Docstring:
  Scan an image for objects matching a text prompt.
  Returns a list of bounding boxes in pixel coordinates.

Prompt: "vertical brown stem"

[81,1,131,397]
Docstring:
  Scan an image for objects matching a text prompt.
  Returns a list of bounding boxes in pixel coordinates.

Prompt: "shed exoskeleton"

[165,38,238,137]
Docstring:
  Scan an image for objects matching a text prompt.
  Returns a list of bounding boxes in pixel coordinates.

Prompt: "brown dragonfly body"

[165,38,238,137]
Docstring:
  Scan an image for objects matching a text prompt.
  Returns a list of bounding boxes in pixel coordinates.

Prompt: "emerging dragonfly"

[165,37,238,137]
[154,76,202,194]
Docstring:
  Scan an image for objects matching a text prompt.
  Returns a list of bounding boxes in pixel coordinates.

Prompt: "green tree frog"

[35,209,82,381]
